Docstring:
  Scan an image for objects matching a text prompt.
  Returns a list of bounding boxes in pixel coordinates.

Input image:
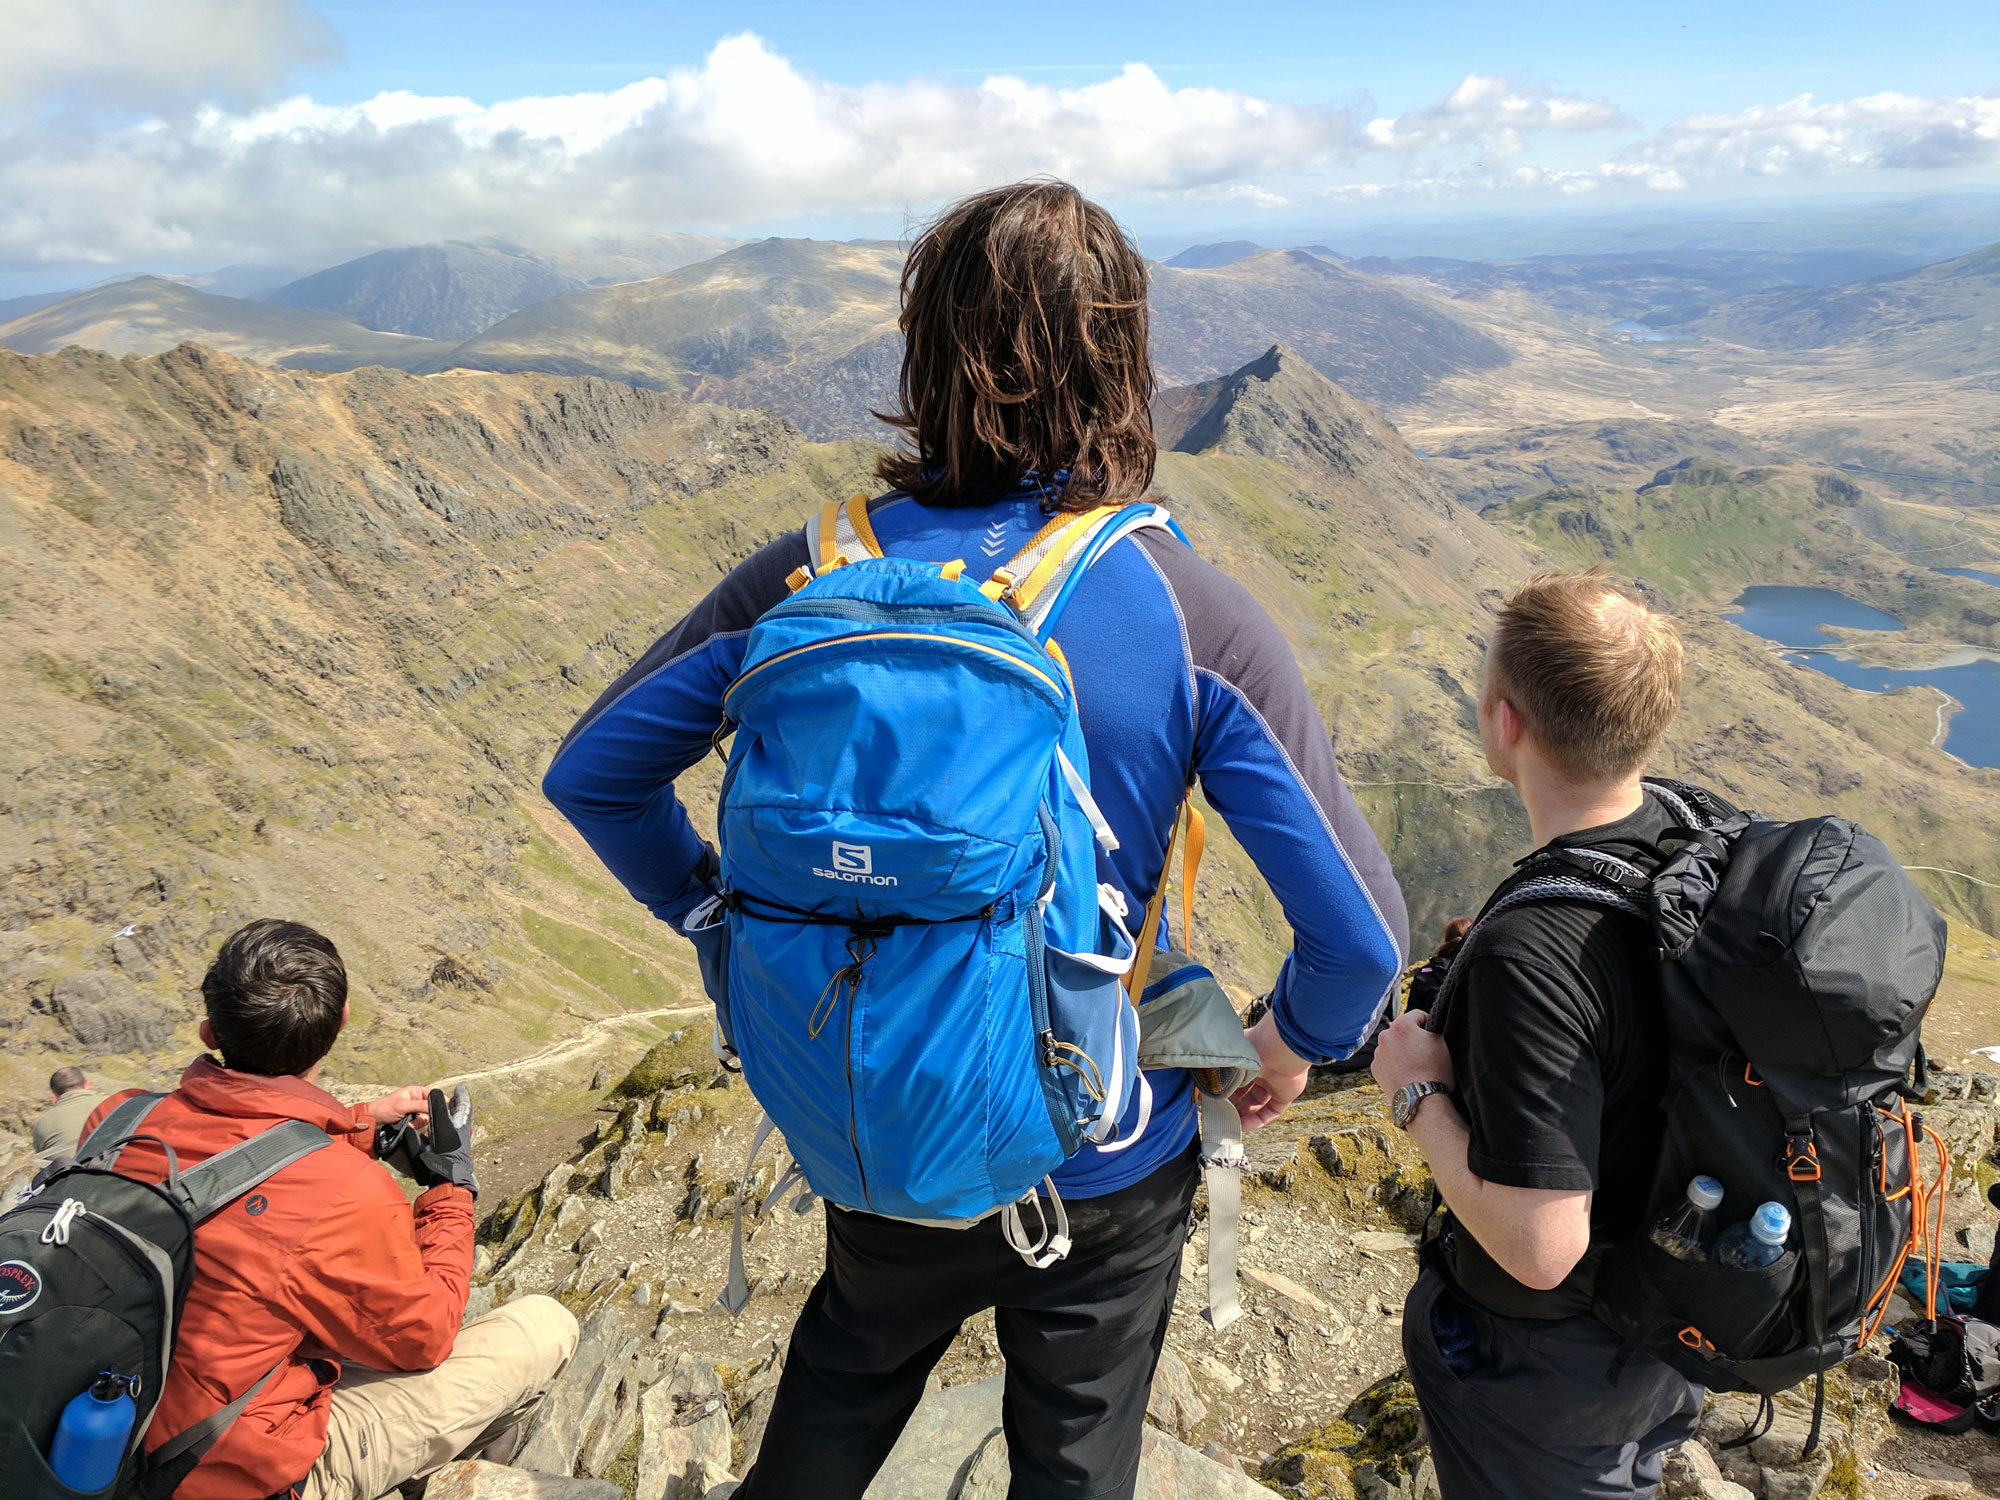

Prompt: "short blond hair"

[1486,571,1683,783]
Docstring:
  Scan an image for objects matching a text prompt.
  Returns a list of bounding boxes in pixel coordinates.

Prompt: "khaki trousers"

[300,1294,579,1500]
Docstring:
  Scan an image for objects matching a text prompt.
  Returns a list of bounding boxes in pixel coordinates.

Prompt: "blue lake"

[1610,319,1694,343]
[1939,566,2000,588]
[1728,585,2000,768]
[1728,585,1901,646]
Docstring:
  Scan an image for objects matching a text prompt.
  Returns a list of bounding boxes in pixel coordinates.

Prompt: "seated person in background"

[1373,572,1701,1500]
[33,1065,116,1154]
[1316,916,1469,1077]
[86,918,578,1500]
[1402,916,1472,1017]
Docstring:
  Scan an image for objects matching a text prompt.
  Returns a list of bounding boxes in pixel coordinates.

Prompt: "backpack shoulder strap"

[77,1092,168,1165]
[140,1358,289,1499]
[1425,866,1652,1035]
[178,1120,334,1221]
[803,494,886,576]
[1006,502,1182,640]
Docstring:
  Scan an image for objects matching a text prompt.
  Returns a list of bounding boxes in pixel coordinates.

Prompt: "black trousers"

[735,1142,1200,1500]
[1403,1270,1704,1500]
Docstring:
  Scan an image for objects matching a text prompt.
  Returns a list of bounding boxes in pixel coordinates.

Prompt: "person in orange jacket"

[87,919,578,1500]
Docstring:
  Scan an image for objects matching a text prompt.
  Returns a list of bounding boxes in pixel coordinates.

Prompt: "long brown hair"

[875,180,1156,512]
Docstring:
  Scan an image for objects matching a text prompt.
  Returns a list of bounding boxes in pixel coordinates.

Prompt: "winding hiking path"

[431,1004,707,1090]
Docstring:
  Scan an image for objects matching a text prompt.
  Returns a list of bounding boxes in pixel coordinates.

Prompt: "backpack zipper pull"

[41,1197,85,1246]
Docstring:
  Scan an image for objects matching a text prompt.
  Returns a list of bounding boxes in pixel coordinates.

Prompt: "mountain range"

[8,331,2000,1129]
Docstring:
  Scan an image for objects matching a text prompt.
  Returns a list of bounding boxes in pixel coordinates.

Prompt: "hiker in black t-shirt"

[1372,571,1704,1500]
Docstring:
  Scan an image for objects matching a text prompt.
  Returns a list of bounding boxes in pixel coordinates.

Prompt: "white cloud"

[0,32,1361,268]
[0,21,1992,273]
[0,0,338,116]
[1364,72,1629,161]
[1633,89,2000,177]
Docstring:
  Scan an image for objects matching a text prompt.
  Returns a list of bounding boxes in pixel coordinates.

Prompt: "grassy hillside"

[0,278,457,371]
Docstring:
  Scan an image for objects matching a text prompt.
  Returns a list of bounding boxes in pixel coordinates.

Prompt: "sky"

[0,0,1995,291]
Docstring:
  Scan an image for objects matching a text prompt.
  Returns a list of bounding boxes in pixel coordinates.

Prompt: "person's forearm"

[1404,1095,1589,1291]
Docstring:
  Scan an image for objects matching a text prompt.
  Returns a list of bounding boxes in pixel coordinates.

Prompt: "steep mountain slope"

[0,278,456,370]
[262,242,589,341]
[438,238,907,439]
[0,342,879,1129]
[1147,250,1513,404]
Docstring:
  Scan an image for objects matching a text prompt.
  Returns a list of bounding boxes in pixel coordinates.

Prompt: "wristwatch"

[1391,1080,1451,1131]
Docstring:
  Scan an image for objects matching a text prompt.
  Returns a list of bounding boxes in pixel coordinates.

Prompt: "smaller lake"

[1610,319,1694,343]
[1729,585,2000,768]
[1939,566,2000,588]
[1728,585,1902,647]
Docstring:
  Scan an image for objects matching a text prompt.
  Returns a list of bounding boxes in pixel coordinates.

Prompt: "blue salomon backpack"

[695,496,1180,1283]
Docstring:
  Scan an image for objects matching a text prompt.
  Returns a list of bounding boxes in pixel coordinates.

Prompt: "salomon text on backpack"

[696,497,1182,1285]
[0,1095,330,1499]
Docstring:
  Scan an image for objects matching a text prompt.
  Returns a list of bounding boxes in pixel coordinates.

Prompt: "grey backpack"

[0,1095,330,1499]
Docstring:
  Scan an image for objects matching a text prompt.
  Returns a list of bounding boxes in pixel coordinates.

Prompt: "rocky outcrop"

[516,1307,639,1477]
[49,971,175,1052]
[636,1354,732,1500]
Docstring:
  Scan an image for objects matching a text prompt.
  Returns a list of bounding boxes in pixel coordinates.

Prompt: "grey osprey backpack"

[0,1094,331,1499]
[1463,779,1945,1455]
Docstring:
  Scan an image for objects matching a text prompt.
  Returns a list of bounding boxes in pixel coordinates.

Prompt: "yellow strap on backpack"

[1124,792,1206,1005]
[1003,505,1120,616]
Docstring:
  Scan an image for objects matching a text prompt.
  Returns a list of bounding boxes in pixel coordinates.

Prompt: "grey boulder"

[861,1378,1268,1499]
[424,1460,620,1499]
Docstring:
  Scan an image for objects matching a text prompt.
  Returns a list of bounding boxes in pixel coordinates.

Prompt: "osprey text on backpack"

[699,497,1181,1288]
[1440,779,1948,1455]
[0,1094,331,1499]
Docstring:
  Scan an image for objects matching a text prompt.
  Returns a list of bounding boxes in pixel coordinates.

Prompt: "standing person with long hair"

[545,180,1407,1500]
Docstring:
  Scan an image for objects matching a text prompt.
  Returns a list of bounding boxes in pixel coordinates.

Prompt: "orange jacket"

[86,1058,473,1500]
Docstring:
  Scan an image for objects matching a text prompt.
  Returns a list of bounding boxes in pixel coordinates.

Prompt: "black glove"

[376,1086,478,1197]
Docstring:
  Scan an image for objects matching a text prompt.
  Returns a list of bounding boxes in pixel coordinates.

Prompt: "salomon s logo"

[813,840,899,886]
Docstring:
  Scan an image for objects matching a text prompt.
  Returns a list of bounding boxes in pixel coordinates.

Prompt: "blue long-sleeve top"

[544,485,1410,1198]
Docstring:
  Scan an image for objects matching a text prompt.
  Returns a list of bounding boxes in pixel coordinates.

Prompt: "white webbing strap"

[1197,1091,1245,1330]
[719,1111,781,1316]
[1091,1068,1154,1153]
[1000,1177,1073,1269]
[1055,746,1120,853]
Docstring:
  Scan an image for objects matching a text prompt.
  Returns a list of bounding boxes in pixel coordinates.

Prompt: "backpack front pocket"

[1596,1235,1802,1366]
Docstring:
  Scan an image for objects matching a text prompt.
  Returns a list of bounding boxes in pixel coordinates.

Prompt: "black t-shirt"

[1434,793,1675,1317]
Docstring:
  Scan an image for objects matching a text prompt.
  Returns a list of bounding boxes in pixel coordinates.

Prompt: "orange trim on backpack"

[1783,1139,1821,1183]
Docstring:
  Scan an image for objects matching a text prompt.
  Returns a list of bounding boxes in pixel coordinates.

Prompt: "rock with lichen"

[1261,1373,1432,1499]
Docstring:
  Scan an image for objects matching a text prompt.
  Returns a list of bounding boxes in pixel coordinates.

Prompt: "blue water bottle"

[49,1372,137,1492]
